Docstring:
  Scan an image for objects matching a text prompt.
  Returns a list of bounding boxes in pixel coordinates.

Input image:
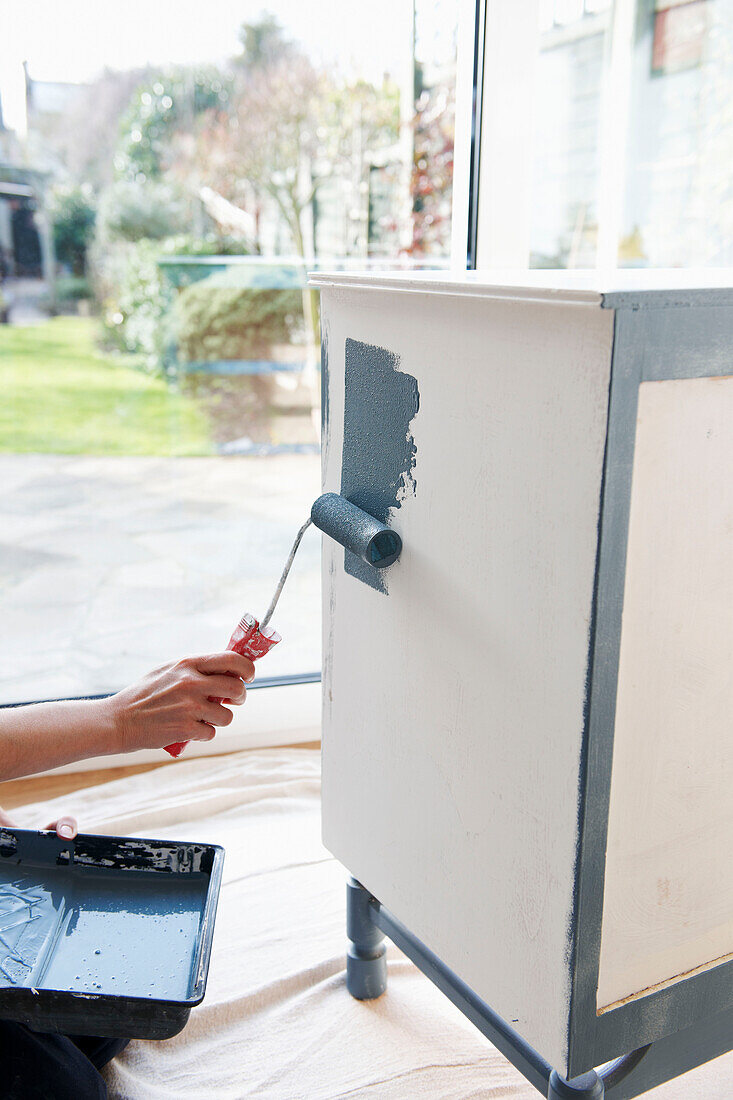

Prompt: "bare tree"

[57,68,153,188]
[194,55,399,348]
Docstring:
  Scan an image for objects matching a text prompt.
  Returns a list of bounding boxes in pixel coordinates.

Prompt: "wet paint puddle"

[0,866,207,1000]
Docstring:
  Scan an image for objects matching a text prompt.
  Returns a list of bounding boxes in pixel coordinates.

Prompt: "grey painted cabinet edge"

[567,298,733,1076]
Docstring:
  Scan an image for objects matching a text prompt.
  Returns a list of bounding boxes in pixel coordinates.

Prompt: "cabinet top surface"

[309,268,733,309]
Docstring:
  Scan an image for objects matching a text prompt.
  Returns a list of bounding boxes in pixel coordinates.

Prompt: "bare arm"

[0,651,255,782]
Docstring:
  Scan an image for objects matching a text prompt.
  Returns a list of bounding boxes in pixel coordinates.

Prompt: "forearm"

[0,652,254,783]
[0,697,121,782]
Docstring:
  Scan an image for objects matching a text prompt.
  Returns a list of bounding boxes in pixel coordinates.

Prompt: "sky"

[0,0,428,134]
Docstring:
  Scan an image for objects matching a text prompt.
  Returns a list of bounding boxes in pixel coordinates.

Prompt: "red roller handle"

[164,614,281,758]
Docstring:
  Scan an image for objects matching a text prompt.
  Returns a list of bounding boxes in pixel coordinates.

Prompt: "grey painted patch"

[340,338,419,592]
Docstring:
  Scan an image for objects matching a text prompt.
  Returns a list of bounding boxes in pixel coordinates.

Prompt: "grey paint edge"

[568,306,642,1073]
[564,307,617,1073]
[605,1003,733,1099]
[569,303,733,1076]
[600,288,733,312]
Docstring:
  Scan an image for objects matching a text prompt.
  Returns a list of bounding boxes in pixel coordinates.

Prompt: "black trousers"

[0,1023,129,1100]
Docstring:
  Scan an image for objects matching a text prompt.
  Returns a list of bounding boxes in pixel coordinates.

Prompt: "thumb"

[47,816,77,840]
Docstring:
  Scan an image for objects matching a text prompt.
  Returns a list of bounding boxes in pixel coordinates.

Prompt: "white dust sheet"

[12,748,733,1099]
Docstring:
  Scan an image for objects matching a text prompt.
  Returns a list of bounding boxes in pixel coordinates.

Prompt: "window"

[474,0,733,269]
[0,2,464,753]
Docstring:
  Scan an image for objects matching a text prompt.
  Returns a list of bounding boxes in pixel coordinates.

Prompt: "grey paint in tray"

[0,829,224,1039]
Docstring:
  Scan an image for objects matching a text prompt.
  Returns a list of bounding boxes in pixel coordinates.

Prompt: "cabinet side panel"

[319,287,612,1073]
[598,376,733,1011]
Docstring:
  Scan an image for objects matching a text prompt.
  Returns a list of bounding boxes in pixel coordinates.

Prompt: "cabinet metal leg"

[547,1068,604,1098]
[346,878,387,1000]
[345,879,652,1097]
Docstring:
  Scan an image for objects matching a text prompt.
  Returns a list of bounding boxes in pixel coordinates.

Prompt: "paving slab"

[0,454,322,703]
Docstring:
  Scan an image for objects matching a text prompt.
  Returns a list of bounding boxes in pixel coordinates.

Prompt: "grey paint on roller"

[340,338,419,592]
[311,494,402,569]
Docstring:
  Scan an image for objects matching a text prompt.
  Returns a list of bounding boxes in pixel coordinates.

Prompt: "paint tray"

[0,828,224,1039]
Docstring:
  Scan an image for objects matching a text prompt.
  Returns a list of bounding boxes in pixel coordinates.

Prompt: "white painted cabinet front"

[310,271,733,1078]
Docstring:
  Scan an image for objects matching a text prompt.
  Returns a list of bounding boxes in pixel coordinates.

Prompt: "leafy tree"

[237,14,294,71]
[407,73,454,256]
[192,21,400,345]
[74,14,406,360]
[116,69,231,182]
[41,68,150,190]
[97,180,188,243]
[96,237,169,365]
[49,185,96,275]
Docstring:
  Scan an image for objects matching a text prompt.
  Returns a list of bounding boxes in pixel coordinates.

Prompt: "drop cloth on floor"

[11,749,733,1099]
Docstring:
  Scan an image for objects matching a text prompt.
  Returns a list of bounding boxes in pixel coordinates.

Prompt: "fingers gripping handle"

[164,614,282,758]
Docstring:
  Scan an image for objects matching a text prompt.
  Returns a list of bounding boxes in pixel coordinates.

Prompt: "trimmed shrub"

[90,236,253,372]
[173,274,303,364]
[56,275,92,302]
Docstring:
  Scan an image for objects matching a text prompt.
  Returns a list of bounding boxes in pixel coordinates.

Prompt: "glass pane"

[619,0,733,267]
[525,0,732,269]
[0,2,459,705]
[531,0,613,268]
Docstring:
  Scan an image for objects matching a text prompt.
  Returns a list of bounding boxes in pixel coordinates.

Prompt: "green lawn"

[0,317,212,455]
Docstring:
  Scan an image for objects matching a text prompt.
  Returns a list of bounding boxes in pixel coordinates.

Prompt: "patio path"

[0,453,321,704]
[4,278,50,325]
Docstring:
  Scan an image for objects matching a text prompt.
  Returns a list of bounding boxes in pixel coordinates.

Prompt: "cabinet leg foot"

[547,1069,604,1098]
[346,877,387,1000]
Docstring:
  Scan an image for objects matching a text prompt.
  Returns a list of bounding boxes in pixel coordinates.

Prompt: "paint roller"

[163,494,401,757]
[310,493,402,568]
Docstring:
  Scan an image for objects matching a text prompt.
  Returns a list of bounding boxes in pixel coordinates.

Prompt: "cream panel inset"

[598,375,733,1012]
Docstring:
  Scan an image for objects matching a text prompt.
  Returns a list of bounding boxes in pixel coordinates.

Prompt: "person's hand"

[0,805,78,839]
[108,652,255,754]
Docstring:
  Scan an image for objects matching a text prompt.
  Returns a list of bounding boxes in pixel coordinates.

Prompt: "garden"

[0,12,457,458]
[0,316,210,455]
